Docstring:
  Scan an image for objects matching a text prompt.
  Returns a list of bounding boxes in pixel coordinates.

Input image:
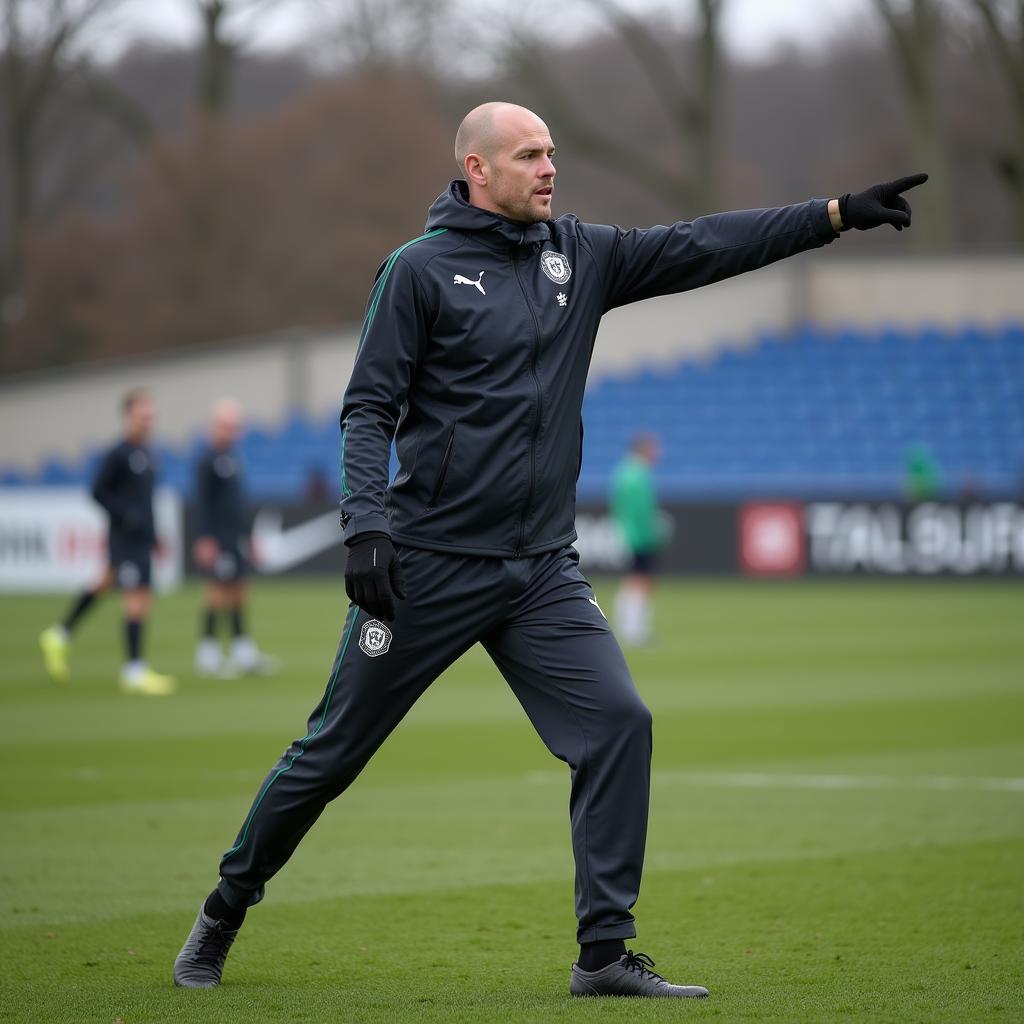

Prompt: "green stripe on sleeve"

[355,227,447,353]
[339,417,350,497]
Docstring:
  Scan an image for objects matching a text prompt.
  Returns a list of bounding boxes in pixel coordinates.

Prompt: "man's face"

[638,436,661,464]
[213,408,243,448]
[485,124,556,224]
[126,396,155,442]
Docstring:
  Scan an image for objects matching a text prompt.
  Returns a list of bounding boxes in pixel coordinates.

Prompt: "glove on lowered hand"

[344,532,406,621]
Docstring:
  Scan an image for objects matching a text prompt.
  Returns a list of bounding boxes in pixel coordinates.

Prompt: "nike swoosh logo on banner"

[251,508,342,572]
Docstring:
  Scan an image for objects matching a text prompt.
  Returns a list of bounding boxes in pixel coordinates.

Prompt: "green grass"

[1,579,1022,1023]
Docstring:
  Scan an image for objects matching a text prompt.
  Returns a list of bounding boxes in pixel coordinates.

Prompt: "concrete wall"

[806,256,1024,328]
[0,327,359,470]
[593,254,1024,371]
[2,254,1022,471]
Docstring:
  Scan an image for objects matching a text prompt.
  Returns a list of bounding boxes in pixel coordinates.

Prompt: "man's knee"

[595,686,652,746]
[622,694,653,738]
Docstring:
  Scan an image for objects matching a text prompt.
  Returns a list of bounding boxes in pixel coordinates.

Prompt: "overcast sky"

[111,0,877,62]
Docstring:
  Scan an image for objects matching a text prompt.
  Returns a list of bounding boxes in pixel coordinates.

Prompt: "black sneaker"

[172,905,241,988]
[570,950,709,998]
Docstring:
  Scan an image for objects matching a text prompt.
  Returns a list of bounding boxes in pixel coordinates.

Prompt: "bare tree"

[0,0,287,362]
[494,0,724,217]
[592,0,722,213]
[0,0,125,343]
[306,0,457,76]
[971,0,1024,244]
[5,70,454,370]
[193,0,284,113]
[872,0,954,249]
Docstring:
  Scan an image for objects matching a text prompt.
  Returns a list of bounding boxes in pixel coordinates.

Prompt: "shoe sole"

[571,990,709,998]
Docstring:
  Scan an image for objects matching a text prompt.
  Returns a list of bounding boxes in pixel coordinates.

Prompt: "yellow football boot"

[39,626,71,683]
[120,665,177,696]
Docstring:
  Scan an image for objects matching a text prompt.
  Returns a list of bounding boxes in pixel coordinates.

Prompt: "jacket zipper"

[512,247,544,558]
[427,425,457,509]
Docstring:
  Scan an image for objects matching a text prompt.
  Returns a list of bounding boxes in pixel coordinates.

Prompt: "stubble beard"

[507,196,550,224]
[492,173,551,224]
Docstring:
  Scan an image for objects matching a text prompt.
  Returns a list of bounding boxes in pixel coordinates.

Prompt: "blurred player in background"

[904,442,942,500]
[39,388,176,696]
[193,398,278,677]
[611,433,664,647]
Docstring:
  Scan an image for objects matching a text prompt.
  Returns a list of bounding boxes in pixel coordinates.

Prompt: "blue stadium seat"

[4,322,1021,502]
[38,459,77,485]
[578,322,1024,501]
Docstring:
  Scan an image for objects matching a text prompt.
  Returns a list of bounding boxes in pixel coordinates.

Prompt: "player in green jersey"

[611,434,664,647]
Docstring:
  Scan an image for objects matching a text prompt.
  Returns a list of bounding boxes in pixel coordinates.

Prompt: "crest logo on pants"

[359,619,392,657]
[540,251,572,284]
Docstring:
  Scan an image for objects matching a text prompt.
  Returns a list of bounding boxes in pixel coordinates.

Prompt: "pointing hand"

[839,174,929,232]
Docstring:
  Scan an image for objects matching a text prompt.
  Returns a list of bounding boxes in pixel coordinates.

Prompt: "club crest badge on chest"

[540,251,572,285]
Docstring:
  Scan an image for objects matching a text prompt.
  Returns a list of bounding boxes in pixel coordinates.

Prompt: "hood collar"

[425,180,552,247]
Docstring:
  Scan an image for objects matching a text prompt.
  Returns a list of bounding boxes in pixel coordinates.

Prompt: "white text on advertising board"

[806,503,1024,575]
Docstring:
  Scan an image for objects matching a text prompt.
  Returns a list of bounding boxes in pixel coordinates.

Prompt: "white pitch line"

[661,771,1024,792]
[526,770,1024,792]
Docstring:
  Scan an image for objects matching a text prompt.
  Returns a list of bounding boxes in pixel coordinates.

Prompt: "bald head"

[455,102,543,167]
[455,102,556,223]
[211,397,243,449]
[455,103,500,168]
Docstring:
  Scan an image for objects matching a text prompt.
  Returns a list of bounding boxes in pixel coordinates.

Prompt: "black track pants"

[217,545,652,942]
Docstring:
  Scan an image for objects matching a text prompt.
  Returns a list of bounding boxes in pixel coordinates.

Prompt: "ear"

[464,153,488,188]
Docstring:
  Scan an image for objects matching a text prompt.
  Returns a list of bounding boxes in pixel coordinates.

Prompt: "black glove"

[839,173,928,232]
[344,532,406,621]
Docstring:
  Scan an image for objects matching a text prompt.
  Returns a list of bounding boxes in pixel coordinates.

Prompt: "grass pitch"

[1,578,1022,1023]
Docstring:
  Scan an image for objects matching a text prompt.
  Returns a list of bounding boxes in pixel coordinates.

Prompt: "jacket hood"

[425,180,552,246]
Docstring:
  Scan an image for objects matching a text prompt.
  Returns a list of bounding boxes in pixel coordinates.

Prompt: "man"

[173,102,925,997]
[39,388,176,696]
[904,441,942,501]
[193,398,279,678]
[611,433,664,647]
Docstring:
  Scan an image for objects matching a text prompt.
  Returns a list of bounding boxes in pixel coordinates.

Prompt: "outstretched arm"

[582,174,928,310]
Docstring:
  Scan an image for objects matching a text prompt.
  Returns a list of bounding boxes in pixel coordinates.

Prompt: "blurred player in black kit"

[193,398,279,677]
[39,388,176,696]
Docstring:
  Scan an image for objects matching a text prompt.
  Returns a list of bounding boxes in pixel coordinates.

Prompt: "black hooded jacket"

[339,180,836,558]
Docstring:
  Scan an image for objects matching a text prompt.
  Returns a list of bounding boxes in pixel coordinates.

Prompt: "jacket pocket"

[427,423,457,509]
